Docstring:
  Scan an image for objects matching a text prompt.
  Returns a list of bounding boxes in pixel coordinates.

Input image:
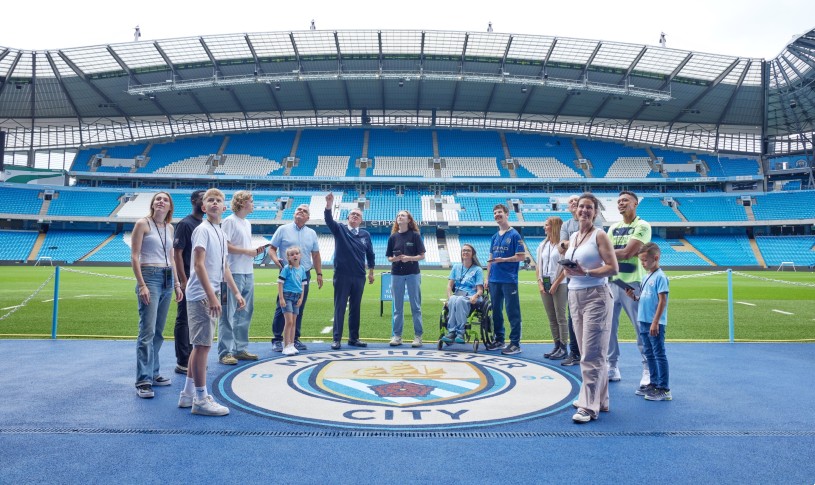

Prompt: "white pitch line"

[1,305,22,310]
[772,309,794,315]
[76,294,112,298]
[736,302,756,306]
[321,326,333,334]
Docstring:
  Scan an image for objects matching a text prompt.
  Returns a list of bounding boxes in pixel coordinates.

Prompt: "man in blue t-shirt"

[486,204,526,355]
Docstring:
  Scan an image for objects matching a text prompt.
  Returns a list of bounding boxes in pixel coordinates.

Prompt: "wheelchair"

[437,290,494,353]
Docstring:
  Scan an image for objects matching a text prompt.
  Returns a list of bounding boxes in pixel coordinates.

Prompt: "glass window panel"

[203,34,253,61]
[548,38,597,64]
[380,30,422,55]
[336,31,378,55]
[0,49,19,77]
[34,52,56,78]
[423,31,466,56]
[721,59,749,85]
[10,51,33,78]
[49,53,78,77]
[156,38,210,64]
[111,42,169,69]
[292,31,337,55]
[506,35,554,61]
[591,42,643,70]
[246,32,296,57]
[465,33,510,58]
[677,53,736,81]
[61,46,121,74]
[634,48,689,75]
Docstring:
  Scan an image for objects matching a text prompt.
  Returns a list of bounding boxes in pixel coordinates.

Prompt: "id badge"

[220,282,228,305]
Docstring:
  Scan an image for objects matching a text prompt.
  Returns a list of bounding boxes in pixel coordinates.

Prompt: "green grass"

[0,266,813,342]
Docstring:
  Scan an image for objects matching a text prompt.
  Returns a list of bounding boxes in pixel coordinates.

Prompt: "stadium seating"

[675,197,748,222]
[684,234,758,266]
[35,230,112,264]
[48,191,122,217]
[514,158,582,178]
[752,191,815,221]
[755,235,815,267]
[0,231,38,261]
[85,232,132,263]
[635,198,683,223]
[650,236,710,267]
[368,129,433,157]
[216,154,283,177]
[577,140,652,178]
[294,129,364,177]
[137,136,224,173]
[0,186,44,215]
[701,155,761,178]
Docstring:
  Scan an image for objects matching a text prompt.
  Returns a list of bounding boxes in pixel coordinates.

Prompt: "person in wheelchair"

[442,244,485,343]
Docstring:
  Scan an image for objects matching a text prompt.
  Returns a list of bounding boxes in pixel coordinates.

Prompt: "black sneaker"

[136,384,154,399]
[174,365,188,375]
[561,353,581,366]
[272,340,283,352]
[501,344,521,355]
[294,340,308,351]
[543,345,559,358]
[485,341,505,351]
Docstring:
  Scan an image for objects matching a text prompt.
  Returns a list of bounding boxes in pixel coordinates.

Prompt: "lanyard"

[570,227,594,261]
[149,217,169,267]
[641,269,658,292]
[207,220,225,282]
[459,263,474,285]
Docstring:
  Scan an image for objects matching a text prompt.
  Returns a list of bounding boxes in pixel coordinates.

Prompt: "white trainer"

[389,336,403,346]
[191,395,229,416]
[282,345,298,356]
[178,392,194,408]
[608,366,621,382]
[640,366,651,387]
[411,336,423,348]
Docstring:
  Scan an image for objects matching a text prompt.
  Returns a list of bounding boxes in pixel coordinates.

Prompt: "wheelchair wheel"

[473,339,479,353]
[480,314,494,347]
[437,339,444,350]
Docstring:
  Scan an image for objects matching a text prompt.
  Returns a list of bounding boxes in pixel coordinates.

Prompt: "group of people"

[131,188,671,422]
[539,191,672,424]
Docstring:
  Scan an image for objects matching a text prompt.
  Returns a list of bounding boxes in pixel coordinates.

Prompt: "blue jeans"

[272,271,310,342]
[135,267,173,386]
[446,295,481,335]
[218,273,254,358]
[391,273,423,337]
[639,321,669,389]
[489,282,522,346]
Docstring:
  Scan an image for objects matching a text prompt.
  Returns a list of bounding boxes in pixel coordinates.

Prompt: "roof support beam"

[57,51,133,123]
[519,39,557,119]
[670,58,741,124]
[244,34,283,118]
[334,31,352,117]
[45,52,83,144]
[289,33,318,117]
[0,51,21,98]
[200,37,248,119]
[154,42,212,130]
[589,46,647,122]
[629,51,693,125]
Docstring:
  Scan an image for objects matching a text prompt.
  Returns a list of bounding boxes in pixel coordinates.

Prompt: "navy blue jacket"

[325,208,375,278]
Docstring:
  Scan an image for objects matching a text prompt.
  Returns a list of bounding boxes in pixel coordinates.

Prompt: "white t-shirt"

[186,221,227,302]
[222,214,254,275]
[536,240,562,279]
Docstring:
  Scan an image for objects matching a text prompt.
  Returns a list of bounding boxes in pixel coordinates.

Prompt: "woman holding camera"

[538,216,569,360]
[386,210,426,347]
[552,193,618,423]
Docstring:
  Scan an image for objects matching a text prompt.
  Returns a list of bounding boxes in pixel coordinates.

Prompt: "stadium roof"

[0,28,813,156]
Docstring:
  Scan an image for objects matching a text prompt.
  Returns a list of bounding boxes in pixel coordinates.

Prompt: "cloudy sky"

[0,0,811,59]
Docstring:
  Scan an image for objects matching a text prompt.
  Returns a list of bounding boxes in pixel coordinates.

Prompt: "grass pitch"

[0,266,813,342]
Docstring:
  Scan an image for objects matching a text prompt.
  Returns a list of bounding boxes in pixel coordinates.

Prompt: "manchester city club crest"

[215,349,579,430]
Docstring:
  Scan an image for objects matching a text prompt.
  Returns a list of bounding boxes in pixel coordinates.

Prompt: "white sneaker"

[608,366,621,382]
[572,409,596,423]
[640,367,651,387]
[389,336,402,346]
[411,336,423,348]
[178,392,194,408]
[191,395,229,416]
[282,345,297,356]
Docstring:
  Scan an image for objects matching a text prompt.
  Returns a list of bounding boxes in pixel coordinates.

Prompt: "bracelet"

[316,273,323,276]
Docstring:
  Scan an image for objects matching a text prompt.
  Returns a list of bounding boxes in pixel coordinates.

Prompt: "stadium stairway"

[748,238,767,268]
[678,238,715,265]
[671,204,688,222]
[499,132,511,160]
[39,197,51,216]
[28,232,46,262]
[81,234,118,261]
[744,203,756,221]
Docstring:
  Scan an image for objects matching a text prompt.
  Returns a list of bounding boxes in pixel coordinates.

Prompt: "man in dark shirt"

[172,190,204,374]
[324,192,375,350]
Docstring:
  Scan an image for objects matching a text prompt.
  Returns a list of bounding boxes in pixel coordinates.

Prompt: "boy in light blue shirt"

[626,242,671,401]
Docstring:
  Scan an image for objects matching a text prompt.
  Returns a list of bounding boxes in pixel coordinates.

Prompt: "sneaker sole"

[191,408,230,416]
[178,395,194,408]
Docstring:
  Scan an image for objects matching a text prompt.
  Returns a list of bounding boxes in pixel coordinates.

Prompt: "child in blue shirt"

[626,242,671,401]
[278,246,307,356]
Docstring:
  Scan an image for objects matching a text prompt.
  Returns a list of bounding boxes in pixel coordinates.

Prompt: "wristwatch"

[585,269,591,277]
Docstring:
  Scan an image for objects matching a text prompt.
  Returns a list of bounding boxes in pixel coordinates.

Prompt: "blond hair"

[231,190,252,212]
